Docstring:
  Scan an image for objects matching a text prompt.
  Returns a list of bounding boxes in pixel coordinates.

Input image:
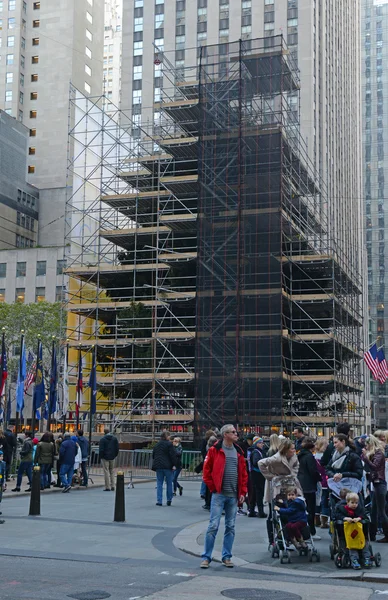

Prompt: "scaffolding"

[65,35,367,439]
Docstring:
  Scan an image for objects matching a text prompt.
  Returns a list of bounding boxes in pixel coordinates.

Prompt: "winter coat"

[4,429,16,461]
[0,460,5,488]
[77,435,89,460]
[20,438,33,462]
[294,437,305,452]
[99,433,119,461]
[35,441,55,465]
[363,449,386,483]
[279,497,307,524]
[315,452,328,488]
[250,442,266,473]
[152,439,177,471]
[326,447,363,480]
[258,451,302,502]
[297,448,321,493]
[59,439,77,465]
[334,499,364,521]
[174,444,183,469]
[202,440,248,498]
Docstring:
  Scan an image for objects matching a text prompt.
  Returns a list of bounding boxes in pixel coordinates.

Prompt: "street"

[0,480,388,599]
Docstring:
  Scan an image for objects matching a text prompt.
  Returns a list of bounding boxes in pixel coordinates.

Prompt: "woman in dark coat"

[362,434,388,542]
[326,433,363,481]
[297,437,321,537]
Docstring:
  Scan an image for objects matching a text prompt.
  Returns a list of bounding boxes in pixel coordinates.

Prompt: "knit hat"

[253,436,263,444]
[32,438,39,444]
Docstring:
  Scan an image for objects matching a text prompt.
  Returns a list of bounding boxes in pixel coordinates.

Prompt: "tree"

[0,302,61,378]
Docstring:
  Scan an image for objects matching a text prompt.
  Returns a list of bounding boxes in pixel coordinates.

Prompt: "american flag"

[364,342,379,380]
[377,348,388,384]
[24,351,36,392]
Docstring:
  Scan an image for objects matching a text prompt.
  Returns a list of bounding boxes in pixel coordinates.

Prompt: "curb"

[173,520,388,582]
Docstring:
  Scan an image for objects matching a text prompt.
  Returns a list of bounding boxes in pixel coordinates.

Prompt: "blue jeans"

[172,467,182,492]
[200,480,207,497]
[202,493,238,562]
[16,461,32,488]
[60,463,74,487]
[156,469,173,504]
[40,464,50,489]
[81,460,88,486]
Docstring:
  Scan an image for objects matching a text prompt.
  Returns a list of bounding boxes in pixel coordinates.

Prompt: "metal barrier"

[88,448,203,480]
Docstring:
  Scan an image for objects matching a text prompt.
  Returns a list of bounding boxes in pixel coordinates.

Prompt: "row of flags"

[0,333,97,423]
[364,342,388,384]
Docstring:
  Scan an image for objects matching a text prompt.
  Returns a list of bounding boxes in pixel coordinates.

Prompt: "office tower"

[103,0,122,113]
[0,0,104,247]
[362,0,388,426]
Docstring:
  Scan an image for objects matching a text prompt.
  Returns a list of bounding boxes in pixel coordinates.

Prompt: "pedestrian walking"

[292,427,305,453]
[54,435,63,487]
[172,437,183,496]
[12,432,33,492]
[362,434,388,543]
[35,432,55,490]
[76,429,89,487]
[0,451,6,524]
[325,433,363,481]
[4,426,16,481]
[200,430,216,499]
[99,428,119,491]
[200,424,248,569]
[248,436,267,518]
[297,437,322,540]
[314,437,330,529]
[59,432,77,493]
[267,433,281,457]
[152,431,177,506]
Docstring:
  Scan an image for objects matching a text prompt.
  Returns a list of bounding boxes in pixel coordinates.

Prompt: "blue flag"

[16,335,26,414]
[6,388,11,423]
[49,342,57,415]
[33,340,45,413]
[89,347,97,415]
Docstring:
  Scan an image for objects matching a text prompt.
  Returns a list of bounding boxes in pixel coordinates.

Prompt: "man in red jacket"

[200,424,248,569]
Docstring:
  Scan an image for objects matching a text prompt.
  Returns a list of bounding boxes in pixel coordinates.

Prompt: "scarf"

[330,446,350,471]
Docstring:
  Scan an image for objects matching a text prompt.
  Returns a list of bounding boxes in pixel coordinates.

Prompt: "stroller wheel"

[280,551,291,564]
[343,555,351,569]
[374,552,382,567]
[271,544,279,559]
[312,551,320,563]
[329,544,335,560]
[334,553,343,569]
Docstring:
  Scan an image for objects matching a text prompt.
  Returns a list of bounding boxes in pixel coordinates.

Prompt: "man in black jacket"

[152,431,177,506]
[4,426,16,481]
[99,429,119,491]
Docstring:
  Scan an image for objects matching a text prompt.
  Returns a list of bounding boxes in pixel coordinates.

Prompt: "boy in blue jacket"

[274,487,308,549]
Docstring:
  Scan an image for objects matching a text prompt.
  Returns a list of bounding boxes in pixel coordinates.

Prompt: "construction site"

[64,36,368,441]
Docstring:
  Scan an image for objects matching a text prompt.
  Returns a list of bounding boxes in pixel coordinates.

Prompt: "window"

[32,19,40,27]
[29,147,35,155]
[32,55,39,64]
[16,262,26,277]
[56,259,66,275]
[30,128,36,137]
[21,55,25,68]
[8,17,15,28]
[55,286,65,302]
[0,290,5,303]
[135,0,143,6]
[8,0,15,10]
[30,92,37,100]
[86,29,93,41]
[33,2,41,8]
[15,288,25,303]
[5,90,12,101]
[7,35,14,46]
[19,91,24,104]
[134,41,143,55]
[28,165,35,173]
[32,37,39,46]
[87,0,93,5]
[30,110,37,118]
[36,260,46,276]
[21,37,25,48]
[86,11,93,24]
[85,64,91,76]
[0,2,2,11]
[85,46,92,58]
[31,74,38,82]
[84,81,91,94]
[0,264,6,278]
[35,287,45,302]
[20,73,24,86]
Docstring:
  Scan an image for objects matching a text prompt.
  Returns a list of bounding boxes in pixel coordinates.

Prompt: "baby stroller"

[328,477,382,569]
[268,478,320,564]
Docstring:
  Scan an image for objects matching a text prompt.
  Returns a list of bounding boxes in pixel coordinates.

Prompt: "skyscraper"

[103,0,122,114]
[362,0,388,426]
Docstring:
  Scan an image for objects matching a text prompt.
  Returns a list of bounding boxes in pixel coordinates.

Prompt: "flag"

[89,347,97,415]
[377,348,388,384]
[24,351,36,393]
[16,335,26,414]
[76,349,83,417]
[33,340,45,415]
[6,388,11,423]
[43,402,48,420]
[49,341,57,415]
[62,348,69,417]
[364,342,379,380]
[0,332,7,397]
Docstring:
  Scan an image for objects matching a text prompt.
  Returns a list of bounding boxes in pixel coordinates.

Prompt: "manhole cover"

[67,592,111,600]
[221,590,301,600]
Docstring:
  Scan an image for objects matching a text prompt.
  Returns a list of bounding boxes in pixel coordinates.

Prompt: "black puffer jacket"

[326,448,363,480]
[152,440,177,471]
[297,448,321,493]
[99,433,119,461]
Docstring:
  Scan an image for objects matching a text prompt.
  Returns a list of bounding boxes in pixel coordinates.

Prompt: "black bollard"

[114,471,125,522]
[29,466,41,516]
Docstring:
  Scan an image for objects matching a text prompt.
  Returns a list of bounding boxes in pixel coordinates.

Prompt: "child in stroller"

[334,492,372,570]
[274,487,309,552]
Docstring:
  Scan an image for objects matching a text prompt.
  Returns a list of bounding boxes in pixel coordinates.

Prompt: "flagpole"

[62,341,69,433]
[1,329,6,427]
[31,336,40,435]
[76,345,81,430]
[15,330,24,434]
[47,337,55,430]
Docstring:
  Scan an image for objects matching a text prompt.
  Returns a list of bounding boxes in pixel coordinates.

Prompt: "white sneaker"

[312,534,322,540]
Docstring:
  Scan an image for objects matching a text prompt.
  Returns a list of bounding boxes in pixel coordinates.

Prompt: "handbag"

[343,521,365,550]
[194,461,204,474]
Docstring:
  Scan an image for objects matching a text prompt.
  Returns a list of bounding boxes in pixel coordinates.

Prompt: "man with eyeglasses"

[200,424,248,569]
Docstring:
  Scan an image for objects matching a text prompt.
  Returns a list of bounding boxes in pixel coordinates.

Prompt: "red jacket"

[203,440,248,498]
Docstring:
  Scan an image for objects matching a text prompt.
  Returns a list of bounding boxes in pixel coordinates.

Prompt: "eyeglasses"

[227,430,237,434]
